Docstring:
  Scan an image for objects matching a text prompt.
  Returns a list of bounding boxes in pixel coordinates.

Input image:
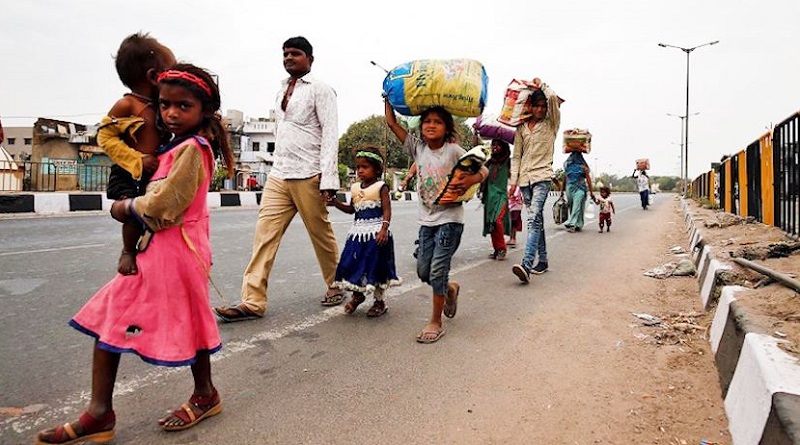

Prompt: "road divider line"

[0,243,106,256]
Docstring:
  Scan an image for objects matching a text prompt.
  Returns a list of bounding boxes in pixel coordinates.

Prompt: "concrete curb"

[681,199,800,444]
[0,191,420,215]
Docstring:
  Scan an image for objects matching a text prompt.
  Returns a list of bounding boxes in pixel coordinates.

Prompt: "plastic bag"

[553,193,569,224]
[584,199,596,220]
[434,145,489,205]
[382,59,488,117]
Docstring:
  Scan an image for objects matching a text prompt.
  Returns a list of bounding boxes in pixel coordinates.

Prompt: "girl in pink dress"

[36,64,235,444]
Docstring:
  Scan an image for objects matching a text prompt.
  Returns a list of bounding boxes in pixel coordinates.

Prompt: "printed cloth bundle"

[497,79,536,127]
[434,145,490,205]
[475,113,516,145]
[563,128,592,154]
[383,59,488,117]
[636,158,650,170]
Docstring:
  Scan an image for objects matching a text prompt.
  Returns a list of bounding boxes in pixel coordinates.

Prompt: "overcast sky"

[2,0,798,178]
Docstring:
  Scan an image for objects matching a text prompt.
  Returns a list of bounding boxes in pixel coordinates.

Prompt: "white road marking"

[0,244,106,256]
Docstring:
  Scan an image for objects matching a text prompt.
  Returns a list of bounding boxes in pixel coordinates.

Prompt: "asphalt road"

[0,191,660,444]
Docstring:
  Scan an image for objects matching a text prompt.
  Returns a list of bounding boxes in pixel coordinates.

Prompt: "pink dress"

[70,135,221,366]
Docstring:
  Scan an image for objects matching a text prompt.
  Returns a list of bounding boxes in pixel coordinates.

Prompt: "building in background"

[225,109,276,190]
[2,125,34,161]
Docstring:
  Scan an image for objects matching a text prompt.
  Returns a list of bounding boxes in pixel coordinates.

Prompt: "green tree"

[653,176,678,191]
[338,115,409,169]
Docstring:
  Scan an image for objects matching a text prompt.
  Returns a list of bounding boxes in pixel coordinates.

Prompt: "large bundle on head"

[475,113,515,145]
[636,158,650,170]
[497,78,563,127]
[383,59,488,117]
[563,128,591,154]
[434,144,490,205]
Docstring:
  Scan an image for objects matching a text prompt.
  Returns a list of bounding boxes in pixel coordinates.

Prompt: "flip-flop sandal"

[320,291,345,306]
[416,328,446,344]
[443,283,460,318]
[213,305,262,323]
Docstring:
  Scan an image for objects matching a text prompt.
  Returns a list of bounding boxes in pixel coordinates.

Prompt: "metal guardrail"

[690,111,799,238]
[0,161,111,192]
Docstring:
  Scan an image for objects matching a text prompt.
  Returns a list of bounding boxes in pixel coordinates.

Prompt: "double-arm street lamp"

[658,40,719,194]
[667,112,699,192]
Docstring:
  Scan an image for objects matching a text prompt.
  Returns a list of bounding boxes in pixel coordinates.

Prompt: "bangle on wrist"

[381,220,390,226]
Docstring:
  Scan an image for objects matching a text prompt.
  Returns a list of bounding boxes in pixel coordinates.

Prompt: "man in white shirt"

[215,36,343,322]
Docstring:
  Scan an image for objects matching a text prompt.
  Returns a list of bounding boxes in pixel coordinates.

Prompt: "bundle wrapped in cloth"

[383,59,488,117]
[636,158,650,170]
[563,128,592,154]
[497,79,564,127]
[474,113,516,145]
[434,145,490,205]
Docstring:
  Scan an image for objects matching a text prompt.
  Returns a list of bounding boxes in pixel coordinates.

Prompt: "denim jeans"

[520,181,551,272]
[417,223,464,295]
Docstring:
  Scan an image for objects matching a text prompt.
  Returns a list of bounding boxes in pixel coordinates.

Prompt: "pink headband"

[157,70,212,97]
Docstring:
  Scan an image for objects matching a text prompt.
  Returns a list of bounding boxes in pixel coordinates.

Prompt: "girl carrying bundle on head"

[36,63,234,444]
[384,98,488,344]
[327,146,401,317]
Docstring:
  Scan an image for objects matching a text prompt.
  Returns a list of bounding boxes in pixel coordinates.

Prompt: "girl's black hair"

[354,145,384,175]
[420,106,455,142]
[157,63,234,178]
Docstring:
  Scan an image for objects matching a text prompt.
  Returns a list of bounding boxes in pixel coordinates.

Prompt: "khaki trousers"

[240,174,339,314]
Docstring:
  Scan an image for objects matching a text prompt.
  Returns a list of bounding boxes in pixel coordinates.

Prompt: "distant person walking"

[36,64,233,444]
[97,32,176,276]
[562,151,595,232]
[509,78,561,283]
[633,169,651,210]
[215,36,344,322]
[327,146,400,317]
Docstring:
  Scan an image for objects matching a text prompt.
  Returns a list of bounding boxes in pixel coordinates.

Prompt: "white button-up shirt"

[271,74,340,190]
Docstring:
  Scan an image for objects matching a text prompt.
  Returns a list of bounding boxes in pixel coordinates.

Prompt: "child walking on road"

[481,138,512,260]
[36,64,234,445]
[507,185,523,247]
[594,186,615,232]
[98,32,176,275]
[385,98,488,344]
[327,146,401,317]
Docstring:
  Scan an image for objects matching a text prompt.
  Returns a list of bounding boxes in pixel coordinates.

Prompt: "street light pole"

[667,112,699,191]
[658,40,719,195]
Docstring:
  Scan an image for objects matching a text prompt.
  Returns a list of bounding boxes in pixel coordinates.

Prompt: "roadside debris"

[644,259,696,278]
[631,312,708,348]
